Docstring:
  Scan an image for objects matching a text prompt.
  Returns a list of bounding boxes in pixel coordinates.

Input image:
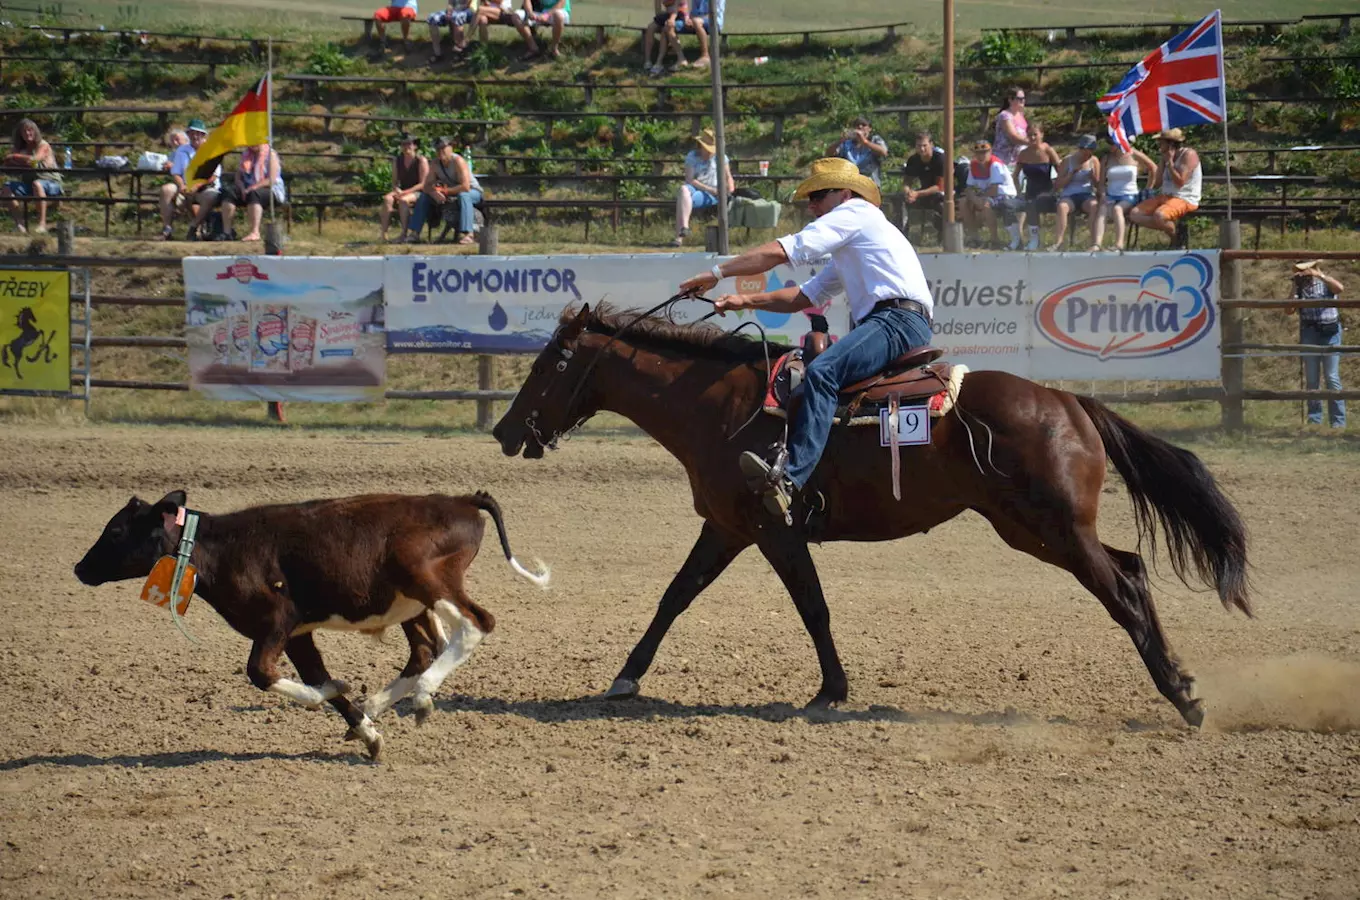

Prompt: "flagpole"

[1215,10,1232,222]
[267,37,275,228]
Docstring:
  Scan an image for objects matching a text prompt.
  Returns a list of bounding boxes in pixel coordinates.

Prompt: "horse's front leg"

[755,529,848,709]
[605,520,749,699]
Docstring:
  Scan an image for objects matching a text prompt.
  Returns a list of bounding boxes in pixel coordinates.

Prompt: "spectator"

[159,120,220,241]
[825,116,888,187]
[374,0,420,48]
[900,131,945,242]
[475,0,542,61]
[1091,134,1157,252]
[382,133,429,242]
[1293,260,1347,428]
[407,136,482,244]
[1049,134,1101,251]
[992,86,1028,169]
[960,139,1021,249]
[1129,128,1200,248]
[426,0,476,61]
[180,125,224,242]
[526,0,569,59]
[1014,121,1060,250]
[674,127,732,247]
[0,118,62,234]
[643,0,687,74]
[216,142,286,243]
[156,128,189,239]
[677,0,712,69]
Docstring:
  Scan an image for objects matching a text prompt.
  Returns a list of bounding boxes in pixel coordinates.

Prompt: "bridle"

[522,290,742,451]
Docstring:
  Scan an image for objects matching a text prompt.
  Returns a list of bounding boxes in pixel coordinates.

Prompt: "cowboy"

[678,157,934,520]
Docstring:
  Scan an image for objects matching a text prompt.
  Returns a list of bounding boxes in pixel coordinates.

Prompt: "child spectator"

[0,118,62,234]
[677,0,712,69]
[674,127,732,247]
[215,142,286,243]
[960,139,1020,249]
[382,133,429,242]
[644,0,690,75]
[426,0,476,61]
[825,116,889,187]
[374,0,420,48]
[1014,121,1060,250]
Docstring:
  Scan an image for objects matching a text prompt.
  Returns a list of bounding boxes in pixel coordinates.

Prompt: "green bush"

[304,43,358,77]
[57,72,104,107]
[965,32,1044,68]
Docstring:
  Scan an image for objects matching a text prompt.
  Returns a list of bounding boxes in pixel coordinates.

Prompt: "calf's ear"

[153,490,188,530]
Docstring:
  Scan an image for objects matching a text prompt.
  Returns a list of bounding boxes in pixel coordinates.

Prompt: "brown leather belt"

[869,298,932,324]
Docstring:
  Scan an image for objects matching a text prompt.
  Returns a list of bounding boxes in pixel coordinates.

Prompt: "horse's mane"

[565,302,794,364]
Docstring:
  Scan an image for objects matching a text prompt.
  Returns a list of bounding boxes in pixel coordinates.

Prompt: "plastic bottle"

[63,146,73,170]
[462,145,473,174]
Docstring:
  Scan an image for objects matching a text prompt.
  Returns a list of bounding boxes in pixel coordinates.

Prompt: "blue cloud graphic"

[1139,255,1212,321]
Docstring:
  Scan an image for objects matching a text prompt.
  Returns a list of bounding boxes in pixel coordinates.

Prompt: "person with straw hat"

[678,157,934,521]
[674,127,732,247]
[1292,260,1347,428]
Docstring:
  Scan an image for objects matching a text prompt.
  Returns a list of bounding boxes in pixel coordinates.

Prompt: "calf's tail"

[471,491,552,589]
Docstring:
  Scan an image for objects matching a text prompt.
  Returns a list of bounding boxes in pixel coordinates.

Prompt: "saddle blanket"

[762,351,968,424]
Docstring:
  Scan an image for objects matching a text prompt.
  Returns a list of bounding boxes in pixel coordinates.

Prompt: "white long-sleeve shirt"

[777,198,932,322]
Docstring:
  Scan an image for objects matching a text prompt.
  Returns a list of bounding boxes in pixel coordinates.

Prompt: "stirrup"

[739,448,786,492]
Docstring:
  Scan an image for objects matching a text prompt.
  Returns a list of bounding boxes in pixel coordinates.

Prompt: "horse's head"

[74,491,186,586]
[16,307,35,329]
[493,303,598,459]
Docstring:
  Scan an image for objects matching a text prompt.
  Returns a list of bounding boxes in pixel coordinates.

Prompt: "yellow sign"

[0,268,69,393]
[141,555,195,616]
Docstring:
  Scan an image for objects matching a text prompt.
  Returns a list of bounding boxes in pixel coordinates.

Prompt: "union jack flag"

[1097,10,1226,152]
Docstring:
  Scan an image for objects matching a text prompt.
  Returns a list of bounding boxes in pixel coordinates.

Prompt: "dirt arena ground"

[1,424,1358,899]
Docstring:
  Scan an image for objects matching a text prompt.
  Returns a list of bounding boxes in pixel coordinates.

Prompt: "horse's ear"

[561,304,590,340]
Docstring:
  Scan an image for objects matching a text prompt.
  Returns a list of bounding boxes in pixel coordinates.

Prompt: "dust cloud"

[1201,653,1360,732]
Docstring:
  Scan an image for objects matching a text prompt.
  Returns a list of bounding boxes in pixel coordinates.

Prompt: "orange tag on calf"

[141,555,195,616]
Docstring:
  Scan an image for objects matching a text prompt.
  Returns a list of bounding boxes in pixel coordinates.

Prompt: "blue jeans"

[408,188,482,235]
[786,306,933,488]
[1301,320,1345,427]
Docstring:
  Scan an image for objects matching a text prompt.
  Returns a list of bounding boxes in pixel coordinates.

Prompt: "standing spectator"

[900,131,945,242]
[160,120,220,241]
[374,0,420,48]
[0,118,61,234]
[426,0,476,61]
[959,139,1020,249]
[216,142,286,243]
[643,0,689,75]
[1129,128,1200,248]
[826,117,889,187]
[1091,134,1157,251]
[1014,121,1060,250]
[1293,260,1347,428]
[674,127,732,247]
[407,137,482,244]
[992,86,1029,169]
[1049,134,1101,251]
[382,133,429,241]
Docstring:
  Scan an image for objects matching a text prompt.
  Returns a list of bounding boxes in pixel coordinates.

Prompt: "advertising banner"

[183,257,386,402]
[0,267,69,395]
[383,254,850,353]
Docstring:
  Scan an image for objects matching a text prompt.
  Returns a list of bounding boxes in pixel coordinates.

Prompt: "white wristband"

[711,264,724,282]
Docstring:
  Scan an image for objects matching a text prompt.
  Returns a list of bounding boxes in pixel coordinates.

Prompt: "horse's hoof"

[603,677,639,700]
[413,695,434,726]
[1180,698,1206,729]
[805,690,845,711]
[327,679,351,698]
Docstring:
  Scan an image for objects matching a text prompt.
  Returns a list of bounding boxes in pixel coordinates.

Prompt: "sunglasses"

[808,188,837,202]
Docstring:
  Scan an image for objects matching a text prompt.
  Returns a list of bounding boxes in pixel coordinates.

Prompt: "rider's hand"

[679,271,718,295]
[712,294,745,316]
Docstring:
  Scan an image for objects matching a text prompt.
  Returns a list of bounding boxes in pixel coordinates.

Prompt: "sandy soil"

[1,424,1358,899]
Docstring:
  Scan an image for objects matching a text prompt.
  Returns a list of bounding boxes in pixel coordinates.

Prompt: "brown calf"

[74,490,550,759]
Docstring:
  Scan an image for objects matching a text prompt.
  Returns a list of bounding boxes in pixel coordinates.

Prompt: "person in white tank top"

[1129,128,1201,247]
[1092,135,1158,251]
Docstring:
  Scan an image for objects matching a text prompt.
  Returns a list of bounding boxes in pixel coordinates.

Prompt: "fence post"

[475,355,496,430]
[1219,220,1244,431]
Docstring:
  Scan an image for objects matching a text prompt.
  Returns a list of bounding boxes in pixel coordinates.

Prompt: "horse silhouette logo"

[2,306,58,380]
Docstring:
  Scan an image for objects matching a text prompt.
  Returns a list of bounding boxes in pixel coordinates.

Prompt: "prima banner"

[183,256,386,402]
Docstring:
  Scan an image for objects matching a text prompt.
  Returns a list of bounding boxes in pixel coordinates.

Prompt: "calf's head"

[74,490,187,586]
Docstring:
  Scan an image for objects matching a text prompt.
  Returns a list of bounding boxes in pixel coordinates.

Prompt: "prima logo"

[1034,255,1215,360]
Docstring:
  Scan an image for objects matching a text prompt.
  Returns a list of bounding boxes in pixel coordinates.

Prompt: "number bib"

[880,404,931,447]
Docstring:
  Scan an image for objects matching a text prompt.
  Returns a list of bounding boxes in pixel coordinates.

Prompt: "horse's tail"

[469,490,551,589]
[1074,395,1252,617]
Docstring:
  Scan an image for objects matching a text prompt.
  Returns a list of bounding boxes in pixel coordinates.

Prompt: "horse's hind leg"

[982,510,1202,725]
[606,521,749,699]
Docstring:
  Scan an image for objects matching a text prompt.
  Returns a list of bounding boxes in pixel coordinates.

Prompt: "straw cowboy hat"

[793,157,882,207]
[1156,128,1187,143]
[694,128,716,154]
[1294,259,1321,272]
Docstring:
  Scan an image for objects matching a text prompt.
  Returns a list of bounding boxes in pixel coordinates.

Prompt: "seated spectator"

[674,127,731,247]
[677,0,712,69]
[406,136,481,244]
[384,133,429,241]
[1092,134,1157,251]
[160,120,220,241]
[216,142,286,243]
[374,0,420,47]
[0,118,62,234]
[525,0,569,59]
[427,0,476,61]
[825,116,888,187]
[1049,134,1101,251]
[644,0,709,74]
[900,131,945,242]
[475,0,544,61]
[959,139,1020,249]
[1129,128,1200,248]
[1014,121,1060,250]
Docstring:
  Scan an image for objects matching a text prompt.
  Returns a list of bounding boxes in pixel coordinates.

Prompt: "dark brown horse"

[492,303,1251,726]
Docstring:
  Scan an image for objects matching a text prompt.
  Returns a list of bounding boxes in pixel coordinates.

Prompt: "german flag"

[187,75,269,184]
